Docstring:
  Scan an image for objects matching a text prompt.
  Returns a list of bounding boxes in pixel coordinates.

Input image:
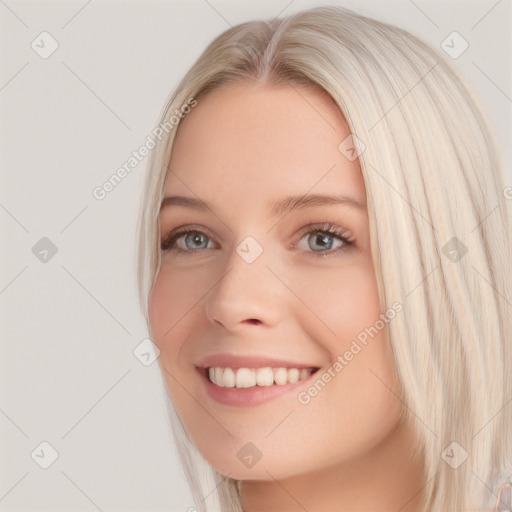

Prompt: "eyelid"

[296,222,355,244]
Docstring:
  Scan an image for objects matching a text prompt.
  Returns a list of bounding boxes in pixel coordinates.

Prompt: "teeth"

[208,366,315,388]
[235,368,256,388]
[287,368,300,384]
[274,367,288,385]
[223,368,236,388]
[214,367,223,386]
[299,368,309,380]
[256,367,273,386]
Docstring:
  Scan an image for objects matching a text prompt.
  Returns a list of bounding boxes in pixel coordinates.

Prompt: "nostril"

[245,318,262,325]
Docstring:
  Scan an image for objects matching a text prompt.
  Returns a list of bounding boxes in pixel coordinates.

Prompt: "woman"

[136,6,512,511]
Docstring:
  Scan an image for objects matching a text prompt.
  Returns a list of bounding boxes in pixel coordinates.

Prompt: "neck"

[240,420,425,512]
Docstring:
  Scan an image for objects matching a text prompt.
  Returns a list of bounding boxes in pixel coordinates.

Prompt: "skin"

[148,81,425,511]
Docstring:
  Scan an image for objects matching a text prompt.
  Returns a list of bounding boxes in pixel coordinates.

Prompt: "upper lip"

[196,354,320,369]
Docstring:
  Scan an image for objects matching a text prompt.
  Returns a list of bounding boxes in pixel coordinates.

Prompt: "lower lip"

[197,368,318,406]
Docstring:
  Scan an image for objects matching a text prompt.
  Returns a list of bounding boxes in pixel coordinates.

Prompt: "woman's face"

[149,82,404,480]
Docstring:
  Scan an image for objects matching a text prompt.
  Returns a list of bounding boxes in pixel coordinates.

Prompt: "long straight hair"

[136,6,512,511]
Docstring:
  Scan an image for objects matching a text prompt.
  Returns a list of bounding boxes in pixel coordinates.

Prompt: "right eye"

[161,229,216,252]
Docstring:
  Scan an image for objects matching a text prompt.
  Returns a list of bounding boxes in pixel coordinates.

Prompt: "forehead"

[164,82,366,211]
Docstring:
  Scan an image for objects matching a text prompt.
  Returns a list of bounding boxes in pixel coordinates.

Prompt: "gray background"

[1,0,510,511]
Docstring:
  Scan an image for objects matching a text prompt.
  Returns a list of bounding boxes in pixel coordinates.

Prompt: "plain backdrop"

[0,0,510,510]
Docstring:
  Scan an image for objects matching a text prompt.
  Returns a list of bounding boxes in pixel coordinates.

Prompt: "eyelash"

[160,222,356,258]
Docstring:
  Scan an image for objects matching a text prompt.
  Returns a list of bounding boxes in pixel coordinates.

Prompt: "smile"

[208,366,316,388]
[197,365,320,407]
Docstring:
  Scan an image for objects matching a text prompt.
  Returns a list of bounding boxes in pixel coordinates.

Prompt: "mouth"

[204,366,319,388]
[196,365,321,407]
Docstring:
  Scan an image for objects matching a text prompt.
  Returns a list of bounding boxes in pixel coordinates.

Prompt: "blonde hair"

[136,6,512,511]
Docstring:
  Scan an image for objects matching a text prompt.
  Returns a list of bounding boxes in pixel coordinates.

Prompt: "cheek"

[148,271,174,345]
[148,267,198,356]
[289,260,400,445]
[288,258,382,339]
[148,269,203,408]
[148,263,208,331]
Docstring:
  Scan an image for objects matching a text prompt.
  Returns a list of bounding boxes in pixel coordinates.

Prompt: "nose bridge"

[205,234,283,329]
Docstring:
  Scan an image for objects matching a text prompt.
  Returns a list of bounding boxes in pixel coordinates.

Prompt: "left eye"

[297,226,354,255]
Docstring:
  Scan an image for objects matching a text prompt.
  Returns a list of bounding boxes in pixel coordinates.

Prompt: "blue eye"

[161,229,214,252]
[181,232,211,250]
[298,224,355,257]
[304,232,339,251]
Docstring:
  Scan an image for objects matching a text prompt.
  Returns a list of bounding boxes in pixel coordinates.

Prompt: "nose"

[205,244,285,331]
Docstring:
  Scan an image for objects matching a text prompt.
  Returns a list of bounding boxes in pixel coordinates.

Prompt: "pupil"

[311,233,333,251]
[187,233,207,249]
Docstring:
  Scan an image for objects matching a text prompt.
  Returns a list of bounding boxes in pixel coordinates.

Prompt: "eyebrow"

[159,193,366,217]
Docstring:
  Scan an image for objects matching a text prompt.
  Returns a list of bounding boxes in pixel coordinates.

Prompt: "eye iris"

[309,232,334,251]
[185,232,208,250]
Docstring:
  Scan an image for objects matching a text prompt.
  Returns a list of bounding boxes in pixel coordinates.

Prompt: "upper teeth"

[208,367,313,388]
